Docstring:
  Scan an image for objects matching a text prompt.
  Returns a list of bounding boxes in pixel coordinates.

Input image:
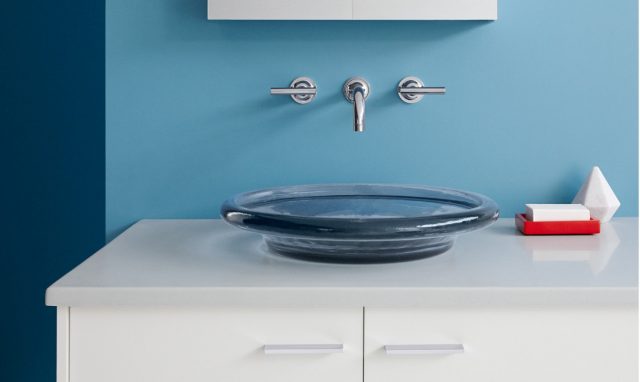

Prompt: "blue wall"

[107,0,638,239]
[1,1,105,380]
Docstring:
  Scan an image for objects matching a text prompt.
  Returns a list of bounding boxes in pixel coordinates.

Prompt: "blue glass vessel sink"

[221,184,499,263]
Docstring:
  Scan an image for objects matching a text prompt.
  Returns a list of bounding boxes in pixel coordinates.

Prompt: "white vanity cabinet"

[63,307,363,382]
[208,0,497,20]
[58,305,637,382]
[47,219,638,382]
[365,307,638,382]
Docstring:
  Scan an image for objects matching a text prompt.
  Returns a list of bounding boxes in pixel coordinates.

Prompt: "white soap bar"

[525,204,591,222]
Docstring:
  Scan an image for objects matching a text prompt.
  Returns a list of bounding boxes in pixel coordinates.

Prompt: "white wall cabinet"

[208,0,352,20]
[208,0,497,20]
[58,305,637,382]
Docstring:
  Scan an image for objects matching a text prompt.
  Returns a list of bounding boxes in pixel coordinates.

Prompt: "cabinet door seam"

[362,306,365,382]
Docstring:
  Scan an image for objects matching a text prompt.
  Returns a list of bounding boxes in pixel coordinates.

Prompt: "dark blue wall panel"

[0,1,105,379]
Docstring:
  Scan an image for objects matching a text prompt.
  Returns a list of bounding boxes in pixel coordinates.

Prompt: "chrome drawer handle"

[384,344,465,355]
[264,344,344,355]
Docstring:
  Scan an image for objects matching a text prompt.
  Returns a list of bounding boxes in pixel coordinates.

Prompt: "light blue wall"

[107,0,638,239]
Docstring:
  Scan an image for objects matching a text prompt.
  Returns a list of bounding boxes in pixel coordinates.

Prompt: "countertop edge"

[46,286,639,308]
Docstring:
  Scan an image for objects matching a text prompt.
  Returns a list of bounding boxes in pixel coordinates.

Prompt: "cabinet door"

[208,0,352,20]
[353,0,497,20]
[365,307,637,382]
[70,307,362,382]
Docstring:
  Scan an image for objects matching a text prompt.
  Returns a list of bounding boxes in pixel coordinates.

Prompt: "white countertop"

[46,218,638,307]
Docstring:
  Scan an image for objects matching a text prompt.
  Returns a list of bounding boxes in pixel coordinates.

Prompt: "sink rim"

[220,183,499,240]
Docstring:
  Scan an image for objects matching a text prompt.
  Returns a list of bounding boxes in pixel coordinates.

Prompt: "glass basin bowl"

[220,184,499,263]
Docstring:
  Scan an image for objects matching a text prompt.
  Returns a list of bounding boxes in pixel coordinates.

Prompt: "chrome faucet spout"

[343,77,370,133]
[353,87,366,132]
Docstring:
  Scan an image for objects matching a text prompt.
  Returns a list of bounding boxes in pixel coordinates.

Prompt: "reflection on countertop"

[522,223,620,274]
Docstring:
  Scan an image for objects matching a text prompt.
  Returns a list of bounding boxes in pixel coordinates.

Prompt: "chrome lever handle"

[385,344,465,355]
[270,88,317,95]
[397,76,446,104]
[398,87,446,95]
[264,344,344,355]
[270,76,317,104]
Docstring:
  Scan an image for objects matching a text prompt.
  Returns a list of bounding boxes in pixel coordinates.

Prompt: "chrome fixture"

[264,344,344,355]
[270,77,317,104]
[397,76,445,104]
[342,77,370,132]
[384,344,465,356]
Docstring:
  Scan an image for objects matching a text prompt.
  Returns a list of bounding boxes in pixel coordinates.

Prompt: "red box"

[515,213,600,235]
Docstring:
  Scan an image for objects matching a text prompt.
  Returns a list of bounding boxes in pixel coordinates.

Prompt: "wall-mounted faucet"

[271,75,444,133]
[342,77,370,132]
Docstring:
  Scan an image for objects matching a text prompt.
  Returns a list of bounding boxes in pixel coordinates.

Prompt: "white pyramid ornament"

[572,166,620,222]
